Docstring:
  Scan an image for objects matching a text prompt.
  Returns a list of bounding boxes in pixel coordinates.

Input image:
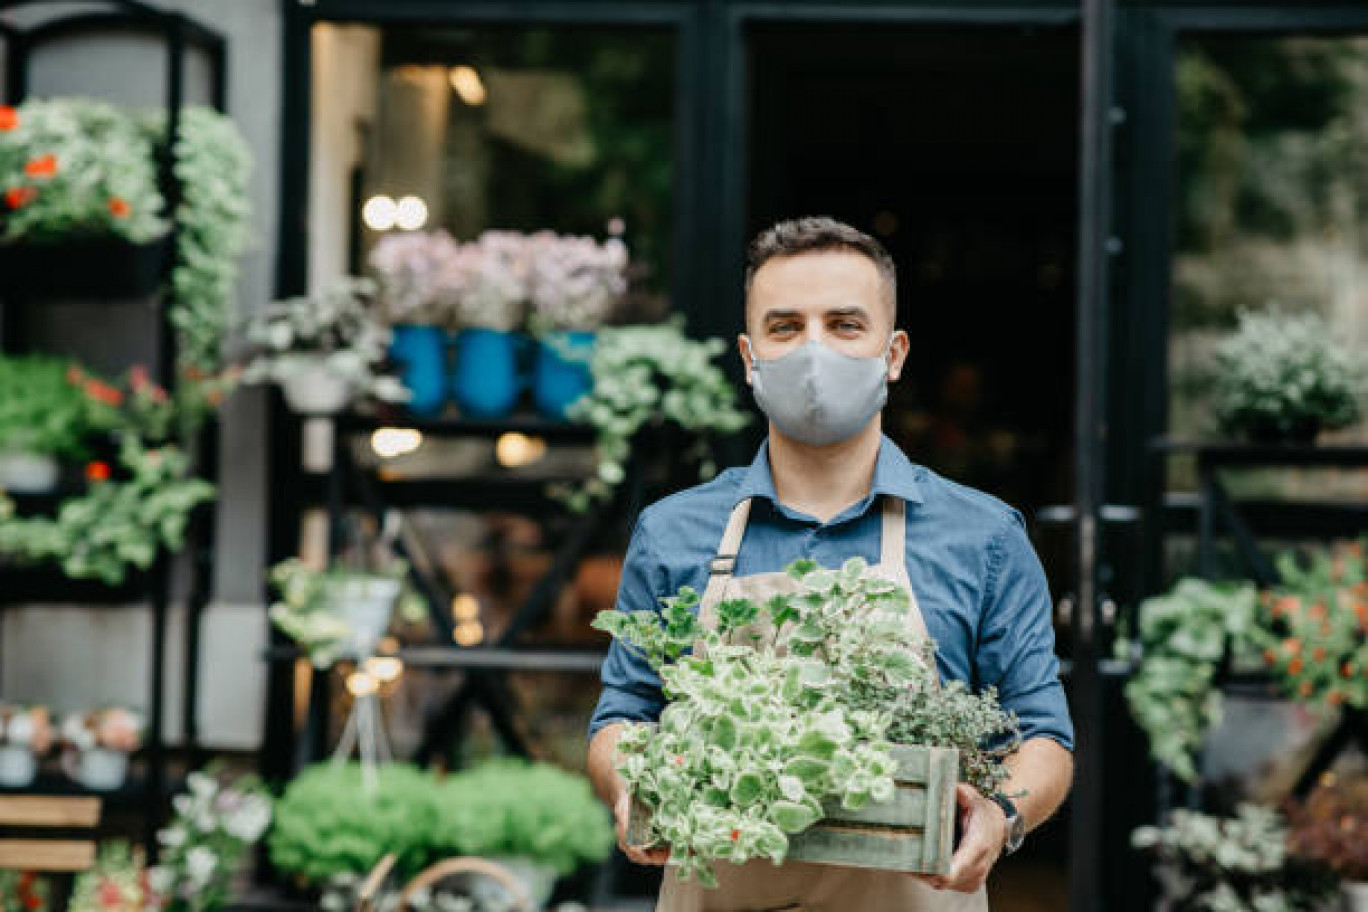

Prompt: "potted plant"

[148,768,273,912]
[526,232,627,420]
[1253,538,1367,711]
[268,558,427,667]
[0,98,169,297]
[0,356,109,492]
[557,319,750,512]
[370,231,460,417]
[429,759,614,906]
[0,870,51,911]
[269,762,438,887]
[1287,775,1368,911]
[1212,310,1366,444]
[1131,803,1335,912]
[240,277,408,415]
[1113,577,1262,783]
[68,843,156,912]
[446,231,529,419]
[60,706,143,791]
[596,556,1019,885]
[0,704,53,787]
[0,434,215,586]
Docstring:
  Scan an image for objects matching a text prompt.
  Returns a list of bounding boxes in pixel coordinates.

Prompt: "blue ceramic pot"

[451,328,522,418]
[533,330,596,420]
[389,324,447,417]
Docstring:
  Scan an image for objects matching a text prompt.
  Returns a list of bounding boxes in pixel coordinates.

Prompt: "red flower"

[1343,662,1355,679]
[20,892,41,911]
[730,828,740,842]
[66,365,84,384]
[1312,647,1327,662]
[1327,691,1344,707]
[1299,680,1314,698]
[23,155,57,178]
[129,365,149,389]
[84,461,111,482]
[6,186,35,210]
[1263,648,1277,666]
[97,877,123,908]
[108,196,130,218]
[1288,658,1304,676]
[83,380,123,406]
[0,106,19,131]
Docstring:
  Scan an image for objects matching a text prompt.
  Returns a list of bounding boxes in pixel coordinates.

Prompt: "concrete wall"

[0,0,282,749]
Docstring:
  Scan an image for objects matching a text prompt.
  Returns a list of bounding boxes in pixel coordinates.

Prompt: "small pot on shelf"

[0,745,36,787]
[0,450,59,493]
[72,747,129,791]
[328,577,401,660]
[279,358,353,416]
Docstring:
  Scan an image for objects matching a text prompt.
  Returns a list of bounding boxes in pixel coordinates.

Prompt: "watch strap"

[989,793,1025,855]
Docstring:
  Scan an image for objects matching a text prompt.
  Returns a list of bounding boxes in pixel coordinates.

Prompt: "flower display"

[368,230,460,325]
[0,704,53,753]
[149,769,273,912]
[525,232,627,332]
[240,277,408,404]
[61,707,144,754]
[0,98,165,243]
[67,844,156,912]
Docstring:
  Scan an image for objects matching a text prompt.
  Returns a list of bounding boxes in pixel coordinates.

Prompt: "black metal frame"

[0,0,226,858]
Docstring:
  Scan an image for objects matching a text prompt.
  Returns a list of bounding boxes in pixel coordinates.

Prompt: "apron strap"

[700,498,753,614]
[879,495,906,569]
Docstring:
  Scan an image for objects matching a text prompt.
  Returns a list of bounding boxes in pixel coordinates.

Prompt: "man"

[587,216,1074,910]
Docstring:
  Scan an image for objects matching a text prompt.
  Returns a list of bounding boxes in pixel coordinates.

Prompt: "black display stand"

[1148,437,1368,812]
[0,0,227,859]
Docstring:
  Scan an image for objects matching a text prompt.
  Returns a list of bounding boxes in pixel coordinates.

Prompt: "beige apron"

[656,495,990,912]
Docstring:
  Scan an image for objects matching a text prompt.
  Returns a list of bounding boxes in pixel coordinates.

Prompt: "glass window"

[1170,36,1368,501]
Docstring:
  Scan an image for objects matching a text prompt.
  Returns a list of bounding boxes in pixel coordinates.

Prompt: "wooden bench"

[0,795,103,905]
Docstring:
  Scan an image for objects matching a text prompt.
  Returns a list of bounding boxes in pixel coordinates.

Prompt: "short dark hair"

[744,216,897,309]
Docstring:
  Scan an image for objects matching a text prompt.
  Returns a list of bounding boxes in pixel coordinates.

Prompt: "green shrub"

[429,760,613,876]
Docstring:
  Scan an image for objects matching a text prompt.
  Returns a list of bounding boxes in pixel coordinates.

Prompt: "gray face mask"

[744,336,893,446]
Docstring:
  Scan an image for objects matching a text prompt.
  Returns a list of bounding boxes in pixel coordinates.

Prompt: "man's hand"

[918,783,1006,893]
[615,790,670,866]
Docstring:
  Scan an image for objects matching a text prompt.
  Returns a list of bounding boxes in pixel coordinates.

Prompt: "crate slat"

[626,743,959,875]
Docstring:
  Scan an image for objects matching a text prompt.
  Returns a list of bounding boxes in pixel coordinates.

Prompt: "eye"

[831,319,864,334]
[769,321,800,334]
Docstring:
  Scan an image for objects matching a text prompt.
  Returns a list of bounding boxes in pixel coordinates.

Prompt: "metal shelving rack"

[1148,437,1368,811]
[0,0,227,856]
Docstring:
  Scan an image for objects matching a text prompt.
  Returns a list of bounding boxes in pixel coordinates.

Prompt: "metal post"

[1071,0,1115,909]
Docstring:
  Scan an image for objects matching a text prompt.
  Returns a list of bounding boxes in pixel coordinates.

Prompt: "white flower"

[6,714,33,745]
[185,846,217,888]
[222,793,273,842]
[157,824,187,847]
[147,866,175,895]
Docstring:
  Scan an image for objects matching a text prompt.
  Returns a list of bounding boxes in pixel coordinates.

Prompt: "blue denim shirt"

[588,435,1074,752]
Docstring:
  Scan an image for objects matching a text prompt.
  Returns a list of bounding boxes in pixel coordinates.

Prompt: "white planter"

[1344,882,1368,912]
[330,578,400,659]
[0,746,36,786]
[75,748,128,791]
[479,856,558,910]
[0,450,58,493]
[280,360,353,415]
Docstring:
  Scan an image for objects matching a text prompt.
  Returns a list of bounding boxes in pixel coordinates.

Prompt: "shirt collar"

[735,434,925,511]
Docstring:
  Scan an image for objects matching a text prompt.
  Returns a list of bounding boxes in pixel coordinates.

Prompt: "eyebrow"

[761,306,872,323]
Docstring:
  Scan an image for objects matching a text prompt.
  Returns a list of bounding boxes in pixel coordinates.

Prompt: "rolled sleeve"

[587,514,668,740]
[975,508,1075,752]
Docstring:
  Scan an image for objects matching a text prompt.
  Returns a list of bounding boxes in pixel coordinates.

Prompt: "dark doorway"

[748,25,1080,526]
[747,24,1081,909]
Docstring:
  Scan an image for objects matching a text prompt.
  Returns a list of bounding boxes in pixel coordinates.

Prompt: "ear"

[887,329,910,383]
[738,334,755,384]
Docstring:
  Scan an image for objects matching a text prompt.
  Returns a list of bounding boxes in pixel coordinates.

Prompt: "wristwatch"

[989,793,1026,855]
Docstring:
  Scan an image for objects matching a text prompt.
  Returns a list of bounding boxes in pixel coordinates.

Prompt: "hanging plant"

[0,434,215,585]
[555,319,750,512]
[1114,577,1261,783]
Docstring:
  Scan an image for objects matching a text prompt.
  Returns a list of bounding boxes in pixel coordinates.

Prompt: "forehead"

[747,249,890,321]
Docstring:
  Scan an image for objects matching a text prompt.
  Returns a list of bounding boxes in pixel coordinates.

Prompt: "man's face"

[739,249,908,382]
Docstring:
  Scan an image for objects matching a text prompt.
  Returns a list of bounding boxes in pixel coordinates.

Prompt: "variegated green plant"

[593,557,1019,886]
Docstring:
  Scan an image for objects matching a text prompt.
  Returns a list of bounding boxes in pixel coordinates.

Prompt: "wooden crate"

[627,743,959,876]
